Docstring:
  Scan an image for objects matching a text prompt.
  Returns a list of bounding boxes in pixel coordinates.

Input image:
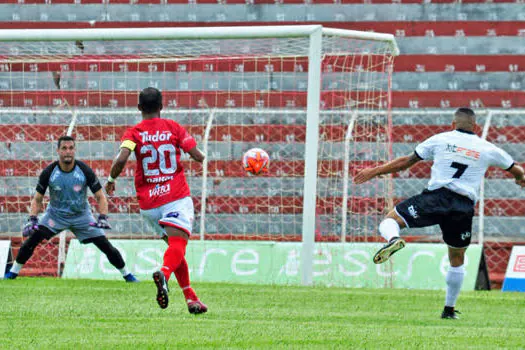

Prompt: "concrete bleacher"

[1,3,525,22]
[1,71,524,91]
[1,0,524,286]
[1,111,525,237]
[1,3,524,107]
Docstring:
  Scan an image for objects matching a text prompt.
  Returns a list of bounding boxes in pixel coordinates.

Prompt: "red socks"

[175,258,198,301]
[160,236,187,281]
[160,236,198,301]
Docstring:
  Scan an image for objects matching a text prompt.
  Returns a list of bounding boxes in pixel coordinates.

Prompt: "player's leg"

[372,209,407,264]
[141,207,171,308]
[83,236,138,282]
[72,212,138,282]
[439,207,473,319]
[155,197,207,314]
[4,226,55,279]
[373,189,443,264]
[163,228,206,314]
[441,246,467,319]
[158,227,188,281]
[159,227,198,309]
[173,257,207,313]
[142,207,171,308]
[152,227,188,310]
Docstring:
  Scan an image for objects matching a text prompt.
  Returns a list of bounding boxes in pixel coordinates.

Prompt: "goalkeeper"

[4,136,138,282]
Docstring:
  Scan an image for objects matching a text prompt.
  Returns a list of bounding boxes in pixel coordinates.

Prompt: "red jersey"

[120,117,197,210]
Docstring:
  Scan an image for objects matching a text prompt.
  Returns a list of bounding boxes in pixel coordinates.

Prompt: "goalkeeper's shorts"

[39,209,105,243]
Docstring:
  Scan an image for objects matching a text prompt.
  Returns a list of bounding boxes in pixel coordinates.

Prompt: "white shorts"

[140,196,195,237]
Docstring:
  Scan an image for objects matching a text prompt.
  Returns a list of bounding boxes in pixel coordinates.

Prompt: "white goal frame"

[0,25,399,285]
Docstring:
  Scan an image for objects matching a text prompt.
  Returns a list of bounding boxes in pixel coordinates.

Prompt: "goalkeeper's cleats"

[123,273,139,283]
[3,271,18,279]
[153,271,169,309]
[373,237,406,264]
[441,307,461,319]
[187,299,208,315]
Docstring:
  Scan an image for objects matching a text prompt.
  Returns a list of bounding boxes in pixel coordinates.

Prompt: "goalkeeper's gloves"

[90,214,111,230]
[22,216,39,237]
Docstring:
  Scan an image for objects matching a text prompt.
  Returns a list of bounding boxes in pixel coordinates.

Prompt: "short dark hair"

[57,135,75,148]
[455,107,476,118]
[139,87,162,113]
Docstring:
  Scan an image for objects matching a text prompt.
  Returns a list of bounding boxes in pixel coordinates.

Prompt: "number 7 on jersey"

[450,162,468,179]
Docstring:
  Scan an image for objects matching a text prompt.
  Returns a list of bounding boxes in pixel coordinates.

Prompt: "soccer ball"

[242,148,270,175]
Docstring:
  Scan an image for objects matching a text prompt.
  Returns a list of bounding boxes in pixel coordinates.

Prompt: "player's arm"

[29,192,45,216]
[77,161,112,229]
[109,147,132,180]
[354,152,421,184]
[507,164,525,187]
[489,146,525,188]
[77,161,111,228]
[21,191,45,237]
[31,162,54,215]
[354,134,438,184]
[187,146,205,163]
[23,164,53,236]
[93,189,109,216]
[89,188,111,229]
[105,142,133,196]
[176,123,205,163]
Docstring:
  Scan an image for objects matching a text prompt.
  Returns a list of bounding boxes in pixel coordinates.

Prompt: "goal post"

[0,25,398,284]
[301,27,322,286]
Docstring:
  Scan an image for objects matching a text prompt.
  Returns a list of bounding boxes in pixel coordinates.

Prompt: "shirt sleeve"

[175,123,197,153]
[488,146,514,170]
[120,127,137,151]
[77,161,103,194]
[35,162,57,195]
[414,135,440,161]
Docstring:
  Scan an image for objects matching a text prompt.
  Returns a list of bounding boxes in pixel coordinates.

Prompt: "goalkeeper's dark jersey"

[36,160,102,217]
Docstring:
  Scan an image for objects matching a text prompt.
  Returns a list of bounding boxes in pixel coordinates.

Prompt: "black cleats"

[153,271,169,309]
[441,307,461,319]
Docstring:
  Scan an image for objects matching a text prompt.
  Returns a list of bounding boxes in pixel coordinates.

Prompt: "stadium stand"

[1,0,524,288]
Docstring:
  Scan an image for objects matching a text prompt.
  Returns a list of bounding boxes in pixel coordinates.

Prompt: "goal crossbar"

[0,25,399,56]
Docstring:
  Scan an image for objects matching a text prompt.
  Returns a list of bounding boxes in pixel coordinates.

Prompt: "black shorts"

[395,187,475,248]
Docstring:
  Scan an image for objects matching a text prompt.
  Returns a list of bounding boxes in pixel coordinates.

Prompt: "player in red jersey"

[105,87,207,314]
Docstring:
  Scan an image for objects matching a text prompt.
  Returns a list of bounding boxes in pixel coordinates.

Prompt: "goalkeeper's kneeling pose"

[4,136,138,282]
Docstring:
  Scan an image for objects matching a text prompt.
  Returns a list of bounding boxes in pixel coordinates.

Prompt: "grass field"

[1,278,524,349]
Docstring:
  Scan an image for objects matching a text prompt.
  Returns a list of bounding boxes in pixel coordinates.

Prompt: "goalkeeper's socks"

[160,236,187,282]
[379,218,400,242]
[119,267,131,277]
[10,261,23,274]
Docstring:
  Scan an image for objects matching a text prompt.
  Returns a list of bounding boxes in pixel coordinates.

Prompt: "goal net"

[0,26,397,278]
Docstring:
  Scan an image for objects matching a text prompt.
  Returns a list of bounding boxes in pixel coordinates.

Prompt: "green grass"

[1,279,525,349]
